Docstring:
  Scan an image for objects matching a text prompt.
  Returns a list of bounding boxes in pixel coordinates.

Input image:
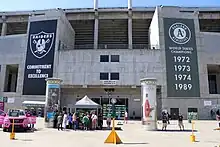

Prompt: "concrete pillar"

[1,16,7,36]
[94,12,99,49]
[0,65,6,93]
[140,78,157,131]
[128,11,133,49]
[45,78,62,128]
[128,0,132,10]
[94,0,98,10]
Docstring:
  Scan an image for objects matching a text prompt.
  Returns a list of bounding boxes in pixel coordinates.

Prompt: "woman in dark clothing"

[216,110,220,127]
[57,113,63,131]
[68,113,73,129]
[98,113,103,130]
[87,113,92,130]
[53,110,59,128]
[76,114,80,130]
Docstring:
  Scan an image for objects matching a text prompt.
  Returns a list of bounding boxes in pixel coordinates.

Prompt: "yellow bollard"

[190,121,195,142]
[10,119,15,140]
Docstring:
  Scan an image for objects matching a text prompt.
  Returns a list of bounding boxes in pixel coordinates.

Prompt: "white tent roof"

[22,101,46,105]
[75,95,100,108]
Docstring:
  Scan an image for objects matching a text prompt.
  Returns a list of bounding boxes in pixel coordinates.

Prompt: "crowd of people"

[161,111,184,131]
[51,109,220,131]
[53,110,103,131]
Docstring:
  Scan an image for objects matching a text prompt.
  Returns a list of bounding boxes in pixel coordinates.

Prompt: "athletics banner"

[163,18,200,97]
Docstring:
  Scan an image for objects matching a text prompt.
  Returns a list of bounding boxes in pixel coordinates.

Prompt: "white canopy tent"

[75,95,101,109]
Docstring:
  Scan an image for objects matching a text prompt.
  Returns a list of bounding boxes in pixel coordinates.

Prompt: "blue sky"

[0,0,220,11]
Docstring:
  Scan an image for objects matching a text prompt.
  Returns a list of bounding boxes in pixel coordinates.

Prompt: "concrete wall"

[199,32,220,98]
[53,11,75,77]
[57,49,166,86]
[0,34,26,94]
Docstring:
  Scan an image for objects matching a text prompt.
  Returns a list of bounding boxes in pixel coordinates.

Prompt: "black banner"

[163,18,200,97]
[23,20,57,95]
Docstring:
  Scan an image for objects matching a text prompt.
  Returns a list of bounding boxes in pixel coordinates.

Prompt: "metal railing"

[58,43,160,50]
[132,44,159,49]
[98,44,129,49]
[74,44,94,49]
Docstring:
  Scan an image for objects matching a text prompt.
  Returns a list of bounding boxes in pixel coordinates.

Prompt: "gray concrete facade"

[0,6,220,119]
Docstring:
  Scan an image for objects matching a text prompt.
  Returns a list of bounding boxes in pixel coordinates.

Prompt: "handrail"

[59,43,160,50]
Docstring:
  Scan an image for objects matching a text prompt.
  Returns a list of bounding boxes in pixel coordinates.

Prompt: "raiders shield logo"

[30,31,54,59]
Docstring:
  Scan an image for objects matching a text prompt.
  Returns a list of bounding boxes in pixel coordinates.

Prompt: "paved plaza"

[0,118,219,147]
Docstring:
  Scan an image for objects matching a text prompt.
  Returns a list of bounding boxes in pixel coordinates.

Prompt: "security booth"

[22,101,45,117]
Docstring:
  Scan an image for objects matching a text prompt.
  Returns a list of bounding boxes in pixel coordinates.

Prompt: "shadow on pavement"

[33,128,43,131]
[5,128,43,133]
[20,139,33,142]
[6,130,34,133]
[51,127,123,131]
[123,142,148,145]
[205,140,219,143]
[11,139,33,141]
[157,129,198,132]
[99,127,123,131]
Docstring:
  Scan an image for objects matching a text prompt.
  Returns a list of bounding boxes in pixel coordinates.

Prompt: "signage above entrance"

[102,80,117,85]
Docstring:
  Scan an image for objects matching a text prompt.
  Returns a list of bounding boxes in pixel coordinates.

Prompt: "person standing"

[83,114,89,131]
[53,110,59,128]
[92,113,98,130]
[72,112,77,130]
[106,114,111,129]
[162,114,168,131]
[62,112,68,130]
[216,110,220,128]
[76,113,80,129]
[68,113,73,129]
[57,113,63,131]
[132,111,136,120]
[178,113,184,131]
[88,112,92,130]
[124,111,128,124]
[98,113,103,130]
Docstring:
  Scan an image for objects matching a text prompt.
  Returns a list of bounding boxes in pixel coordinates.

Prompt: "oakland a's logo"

[169,22,191,45]
[30,31,54,59]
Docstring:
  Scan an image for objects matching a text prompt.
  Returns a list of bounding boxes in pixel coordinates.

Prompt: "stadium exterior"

[0,3,220,119]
